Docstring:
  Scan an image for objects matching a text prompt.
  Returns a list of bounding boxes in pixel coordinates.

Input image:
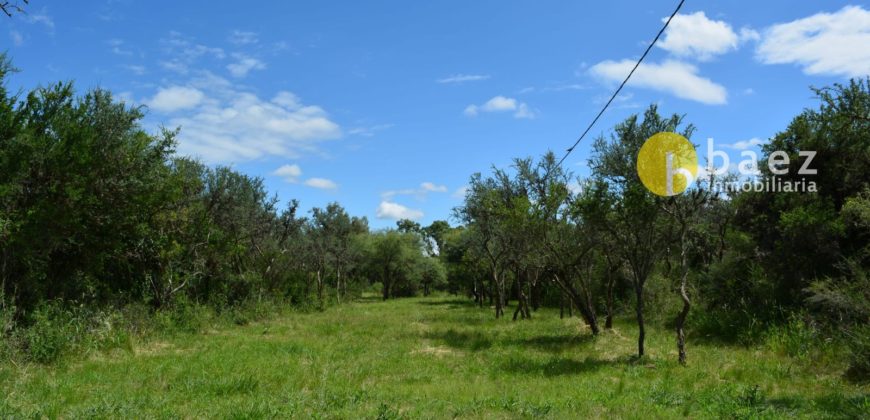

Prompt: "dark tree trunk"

[316,270,324,308]
[675,224,691,365]
[635,282,645,357]
[605,271,615,329]
[554,275,599,335]
[530,275,540,311]
[675,280,690,365]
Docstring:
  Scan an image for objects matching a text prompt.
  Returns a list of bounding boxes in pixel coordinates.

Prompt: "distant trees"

[0,55,447,319]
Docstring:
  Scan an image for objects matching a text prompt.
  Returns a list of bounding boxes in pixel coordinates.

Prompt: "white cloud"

[420,182,448,193]
[482,96,517,111]
[658,11,756,61]
[9,30,23,46]
[156,74,341,164]
[514,103,535,119]
[273,164,302,182]
[437,74,490,84]
[724,137,765,150]
[107,38,132,56]
[146,86,205,112]
[376,201,423,221]
[756,5,870,78]
[304,177,338,190]
[122,64,146,75]
[465,96,536,119]
[383,182,448,200]
[589,59,727,105]
[227,54,266,77]
[25,12,54,30]
[452,186,469,199]
[229,30,258,45]
[348,123,394,137]
[159,31,226,74]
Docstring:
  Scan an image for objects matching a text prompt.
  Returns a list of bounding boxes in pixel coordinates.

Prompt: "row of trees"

[442,79,870,371]
[0,55,445,321]
[1,50,867,375]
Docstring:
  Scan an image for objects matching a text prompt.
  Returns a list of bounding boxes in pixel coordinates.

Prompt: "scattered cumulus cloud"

[724,137,766,150]
[756,5,870,78]
[107,38,132,56]
[348,123,394,137]
[452,186,469,199]
[588,59,727,105]
[437,74,491,84]
[382,182,448,200]
[658,11,758,61]
[25,11,54,30]
[229,30,258,45]
[146,86,205,112]
[464,96,536,119]
[122,64,146,75]
[152,72,341,164]
[227,54,266,77]
[159,31,226,74]
[420,182,448,193]
[273,164,302,182]
[376,201,423,221]
[304,177,338,190]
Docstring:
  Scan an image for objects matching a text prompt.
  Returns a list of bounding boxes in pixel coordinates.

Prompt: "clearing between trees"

[1,295,867,418]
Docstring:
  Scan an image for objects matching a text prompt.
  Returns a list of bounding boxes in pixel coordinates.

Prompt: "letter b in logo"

[636,132,698,196]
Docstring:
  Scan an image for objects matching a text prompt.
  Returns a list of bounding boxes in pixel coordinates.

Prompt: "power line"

[554,0,686,169]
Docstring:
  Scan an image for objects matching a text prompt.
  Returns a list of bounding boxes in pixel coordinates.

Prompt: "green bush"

[764,313,820,359]
[846,324,870,382]
[20,303,76,364]
[155,295,212,334]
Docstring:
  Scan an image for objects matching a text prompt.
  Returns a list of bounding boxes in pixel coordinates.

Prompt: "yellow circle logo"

[636,132,698,196]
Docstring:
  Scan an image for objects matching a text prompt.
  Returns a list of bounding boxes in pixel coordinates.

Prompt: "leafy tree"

[590,105,695,357]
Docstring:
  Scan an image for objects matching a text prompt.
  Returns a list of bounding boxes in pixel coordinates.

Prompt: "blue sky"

[3,0,869,228]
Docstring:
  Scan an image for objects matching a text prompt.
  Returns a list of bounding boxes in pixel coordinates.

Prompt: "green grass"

[1,296,868,419]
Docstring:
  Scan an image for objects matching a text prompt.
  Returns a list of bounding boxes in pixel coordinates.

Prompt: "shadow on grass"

[416,298,477,307]
[423,329,493,351]
[502,333,595,353]
[499,355,621,376]
[355,294,384,303]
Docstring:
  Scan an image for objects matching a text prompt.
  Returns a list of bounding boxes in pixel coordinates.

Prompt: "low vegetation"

[2,296,867,418]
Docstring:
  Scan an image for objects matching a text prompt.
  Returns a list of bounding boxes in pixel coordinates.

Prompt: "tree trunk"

[492,268,504,318]
[605,271,615,329]
[336,268,342,305]
[553,275,599,335]
[675,224,691,365]
[675,278,690,365]
[316,269,324,309]
[635,282,645,357]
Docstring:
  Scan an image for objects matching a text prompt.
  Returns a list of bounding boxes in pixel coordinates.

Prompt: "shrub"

[20,303,76,364]
[845,324,870,382]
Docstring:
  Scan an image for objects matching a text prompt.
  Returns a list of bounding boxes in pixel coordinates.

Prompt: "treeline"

[439,78,870,378]
[1,53,869,379]
[0,56,445,362]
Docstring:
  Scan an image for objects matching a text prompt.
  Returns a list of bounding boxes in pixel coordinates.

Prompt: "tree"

[366,230,422,300]
[590,105,695,357]
[417,257,447,296]
[661,187,712,364]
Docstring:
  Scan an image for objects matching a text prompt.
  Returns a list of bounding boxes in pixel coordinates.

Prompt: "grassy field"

[1,296,868,419]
